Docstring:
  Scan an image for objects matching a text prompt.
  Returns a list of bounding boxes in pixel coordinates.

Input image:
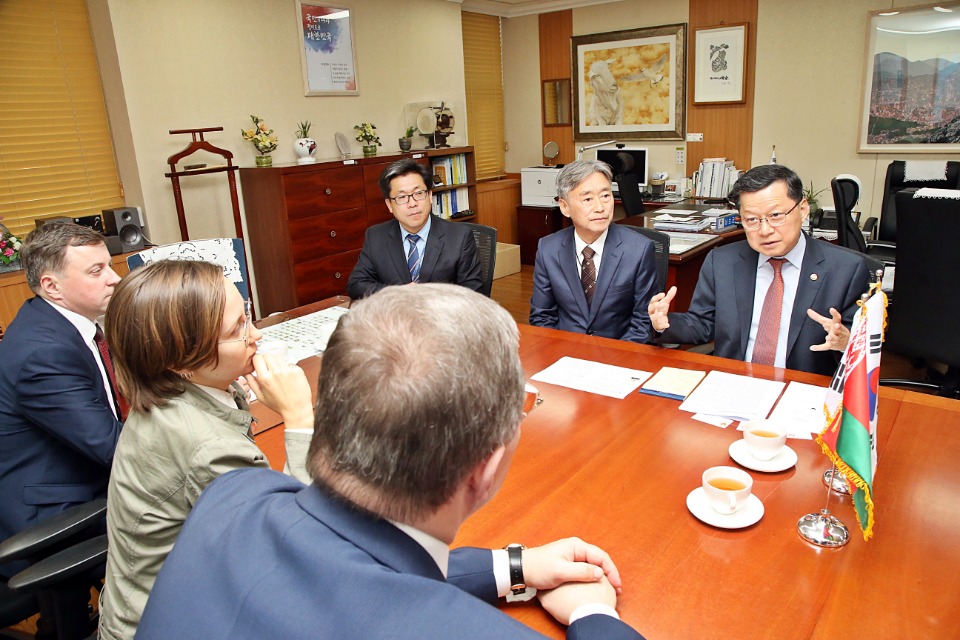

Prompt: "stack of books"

[695,158,742,199]
[652,212,712,232]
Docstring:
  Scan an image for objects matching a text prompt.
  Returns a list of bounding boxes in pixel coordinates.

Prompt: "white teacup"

[702,466,753,515]
[742,419,788,461]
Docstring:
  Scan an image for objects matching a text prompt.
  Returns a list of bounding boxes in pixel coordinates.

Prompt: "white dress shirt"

[574,227,609,279]
[745,233,806,367]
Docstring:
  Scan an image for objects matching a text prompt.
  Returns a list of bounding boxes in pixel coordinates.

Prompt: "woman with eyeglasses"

[98,260,312,640]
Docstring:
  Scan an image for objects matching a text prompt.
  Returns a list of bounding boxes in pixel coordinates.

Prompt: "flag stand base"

[822,468,852,495]
[797,509,850,547]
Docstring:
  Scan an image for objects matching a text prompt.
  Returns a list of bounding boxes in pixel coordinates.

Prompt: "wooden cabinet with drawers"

[240,147,476,315]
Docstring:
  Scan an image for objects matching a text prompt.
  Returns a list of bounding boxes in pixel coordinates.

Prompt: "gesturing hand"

[648,286,677,332]
[807,307,850,352]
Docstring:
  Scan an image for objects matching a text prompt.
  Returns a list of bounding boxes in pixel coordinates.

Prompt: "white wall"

[90,0,466,246]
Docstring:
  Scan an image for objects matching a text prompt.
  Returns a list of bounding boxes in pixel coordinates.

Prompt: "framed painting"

[296,2,359,96]
[858,2,960,152]
[572,23,687,141]
[692,23,747,104]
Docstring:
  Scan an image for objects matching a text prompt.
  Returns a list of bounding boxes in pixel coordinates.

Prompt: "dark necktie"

[406,234,422,283]
[752,258,786,366]
[94,326,128,419]
[581,246,597,308]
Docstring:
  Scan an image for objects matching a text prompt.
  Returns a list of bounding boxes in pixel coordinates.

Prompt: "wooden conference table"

[252,304,960,640]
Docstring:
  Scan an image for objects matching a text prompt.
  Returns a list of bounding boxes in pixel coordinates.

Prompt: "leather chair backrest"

[878,160,960,242]
[831,178,866,253]
[616,173,646,217]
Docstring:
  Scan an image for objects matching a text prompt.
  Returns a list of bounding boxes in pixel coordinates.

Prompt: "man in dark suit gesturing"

[138,284,645,639]
[648,164,870,376]
[347,158,482,298]
[0,222,124,577]
[529,159,659,343]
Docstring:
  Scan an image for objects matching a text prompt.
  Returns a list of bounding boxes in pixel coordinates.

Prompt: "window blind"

[0,0,124,239]
[461,12,505,181]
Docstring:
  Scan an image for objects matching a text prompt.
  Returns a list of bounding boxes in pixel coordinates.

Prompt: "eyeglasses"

[389,190,429,205]
[219,300,252,346]
[522,383,543,418]
[740,200,801,231]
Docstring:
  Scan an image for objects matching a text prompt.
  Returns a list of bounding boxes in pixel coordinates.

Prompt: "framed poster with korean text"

[692,23,747,105]
[858,3,960,152]
[572,24,686,141]
[297,2,359,96]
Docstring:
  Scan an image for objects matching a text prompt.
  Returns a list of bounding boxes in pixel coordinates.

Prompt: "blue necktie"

[406,234,422,283]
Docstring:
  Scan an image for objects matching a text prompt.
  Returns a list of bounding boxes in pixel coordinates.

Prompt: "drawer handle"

[334,271,342,279]
[325,187,332,195]
[330,230,337,238]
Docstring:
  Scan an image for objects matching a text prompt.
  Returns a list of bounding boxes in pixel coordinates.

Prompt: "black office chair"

[831,177,896,265]
[460,222,497,297]
[863,160,960,243]
[0,500,107,640]
[881,189,960,398]
[616,173,646,217]
[621,225,670,293]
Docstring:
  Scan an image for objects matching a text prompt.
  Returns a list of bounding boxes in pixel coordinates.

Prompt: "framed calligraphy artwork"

[692,23,747,105]
[296,2,359,96]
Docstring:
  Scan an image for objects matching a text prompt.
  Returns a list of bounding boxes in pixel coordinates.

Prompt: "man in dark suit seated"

[137,284,645,639]
[648,164,871,376]
[347,158,483,298]
[0,222,124,578]
[529,159,659,344]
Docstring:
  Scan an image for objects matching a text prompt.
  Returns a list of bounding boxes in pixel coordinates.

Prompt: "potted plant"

[0,224,23,273]
[399,125,415,152]
[802,181,827,214]
[354,122,381,157]
[241,115,279,167]
[293,121,317,165]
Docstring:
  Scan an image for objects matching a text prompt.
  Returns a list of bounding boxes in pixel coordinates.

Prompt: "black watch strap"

[505,543,526,594]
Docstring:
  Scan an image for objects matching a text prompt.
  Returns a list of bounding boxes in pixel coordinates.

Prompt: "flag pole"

[797,462,851,547]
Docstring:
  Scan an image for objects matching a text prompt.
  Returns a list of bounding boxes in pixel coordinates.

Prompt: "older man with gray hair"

[529,159,659,343]
[137,283,645,639]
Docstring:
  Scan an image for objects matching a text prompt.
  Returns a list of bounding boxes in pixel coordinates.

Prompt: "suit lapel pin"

[810,273,819,281]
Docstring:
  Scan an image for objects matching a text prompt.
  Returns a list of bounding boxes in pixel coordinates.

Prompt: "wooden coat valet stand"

[165,127,243,241]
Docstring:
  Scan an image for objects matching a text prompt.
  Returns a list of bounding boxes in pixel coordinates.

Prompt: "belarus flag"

[817,286,886,541]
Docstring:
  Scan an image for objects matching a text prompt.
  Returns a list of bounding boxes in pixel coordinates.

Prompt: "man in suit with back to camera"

[648,164,871,376]
[137,283,645,639]
[0,222,124,578]
[529,159,659,343]
[347,158,483,298]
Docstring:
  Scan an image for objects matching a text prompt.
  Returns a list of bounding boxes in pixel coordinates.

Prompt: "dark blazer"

[0,297,122,576]
[660,235,871,376]
[529,224,659,344]
[347,216,483,299]
[138,469,644,640]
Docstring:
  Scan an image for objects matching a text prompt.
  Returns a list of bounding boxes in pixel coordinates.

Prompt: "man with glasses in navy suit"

[648,164,871,376]
[347,158,482,298]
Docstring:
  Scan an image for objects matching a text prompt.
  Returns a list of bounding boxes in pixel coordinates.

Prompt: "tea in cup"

[742,419,788,461]
[702,466,753,515]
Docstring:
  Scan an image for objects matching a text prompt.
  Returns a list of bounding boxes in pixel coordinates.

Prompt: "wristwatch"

[505,543,526,594]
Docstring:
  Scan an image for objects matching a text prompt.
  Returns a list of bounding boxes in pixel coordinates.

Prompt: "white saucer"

[728,439,798,473]
[686,488,764,529]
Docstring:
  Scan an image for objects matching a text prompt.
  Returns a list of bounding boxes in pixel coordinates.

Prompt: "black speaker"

[103,208,145,254]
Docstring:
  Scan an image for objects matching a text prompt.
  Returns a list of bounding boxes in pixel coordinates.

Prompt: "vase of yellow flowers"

[354,122,381,157]
[241,115,278,167]
[0,224,23,273]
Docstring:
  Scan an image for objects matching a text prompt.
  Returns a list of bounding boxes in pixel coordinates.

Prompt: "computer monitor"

[595,146,649,193]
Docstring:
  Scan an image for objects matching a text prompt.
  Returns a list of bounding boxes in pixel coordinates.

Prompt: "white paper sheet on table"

[678,370,785,422]
[761,380,829,439]
[531,356,651,399]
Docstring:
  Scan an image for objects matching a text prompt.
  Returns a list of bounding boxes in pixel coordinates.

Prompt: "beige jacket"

[99,383,268,640]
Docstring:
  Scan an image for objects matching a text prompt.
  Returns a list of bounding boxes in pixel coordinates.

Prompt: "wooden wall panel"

[539,11,575,165]
[477,177,521,244]
[686,0,758,173]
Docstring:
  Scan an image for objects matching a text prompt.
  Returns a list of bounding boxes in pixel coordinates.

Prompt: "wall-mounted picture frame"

[296,2,359,96]
[572,23,686,141]
[692,23,747,105]
[858,2,960,153]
